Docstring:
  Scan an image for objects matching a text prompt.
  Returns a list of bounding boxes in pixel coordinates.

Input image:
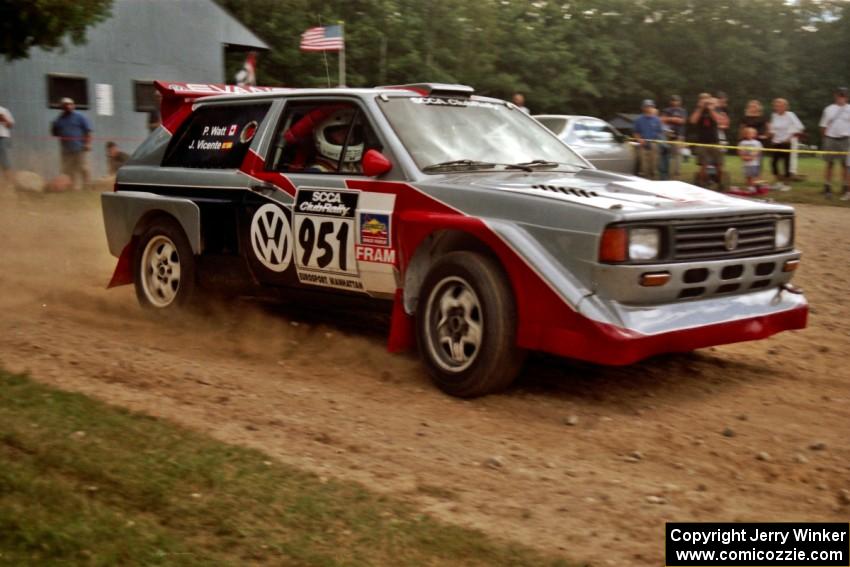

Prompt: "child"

[738,127,763,191]
[105,141,129,175]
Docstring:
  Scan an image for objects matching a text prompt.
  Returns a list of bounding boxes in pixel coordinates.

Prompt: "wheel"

[133,217,196,310]
[416,251,525,397]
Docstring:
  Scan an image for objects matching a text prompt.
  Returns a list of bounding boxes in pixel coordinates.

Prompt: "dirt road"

[1,191,848,566]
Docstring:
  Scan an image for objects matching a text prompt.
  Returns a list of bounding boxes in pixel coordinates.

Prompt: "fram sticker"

[356,245,396,265]
[228,124,238,136]
[359,213,390,247]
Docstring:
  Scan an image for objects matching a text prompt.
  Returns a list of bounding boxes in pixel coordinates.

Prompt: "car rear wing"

[153,81,291,130]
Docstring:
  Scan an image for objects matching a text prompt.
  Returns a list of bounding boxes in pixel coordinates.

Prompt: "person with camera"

[689,93,729,189]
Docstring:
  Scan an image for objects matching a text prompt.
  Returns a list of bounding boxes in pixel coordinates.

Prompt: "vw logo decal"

[724,227,739,251]
[250,203,293,272]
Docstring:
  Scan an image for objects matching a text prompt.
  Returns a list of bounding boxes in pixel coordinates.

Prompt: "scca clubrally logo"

[250,203,292,272]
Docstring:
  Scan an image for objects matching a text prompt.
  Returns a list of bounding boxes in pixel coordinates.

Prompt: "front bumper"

[532,286,807,365]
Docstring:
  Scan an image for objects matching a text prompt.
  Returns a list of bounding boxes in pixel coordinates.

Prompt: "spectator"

[148,91,162,132]
[512,93,530,114]
[739,100,770,151]
[632,99,663,180]
[0,103,14,188]
[819,86,850,200]
[689,93,727,188]
[105,141,129,174]
[738,127,763,191]
[51,97,92,191]
[768,98,803,191]
[716,91,731,145]
[660,94,687,179]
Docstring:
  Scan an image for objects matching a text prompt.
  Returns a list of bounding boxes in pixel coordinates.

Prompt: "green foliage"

[0,370,571,566]
[219,0,849,140]
[0,0,113,61]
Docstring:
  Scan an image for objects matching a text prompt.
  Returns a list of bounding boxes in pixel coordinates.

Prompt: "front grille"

[672,217,777,260]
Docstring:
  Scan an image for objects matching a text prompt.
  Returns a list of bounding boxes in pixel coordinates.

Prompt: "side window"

[576,120,617,143]
[163,103,271,169]
[566,121,584,144]
[267,101,382,174]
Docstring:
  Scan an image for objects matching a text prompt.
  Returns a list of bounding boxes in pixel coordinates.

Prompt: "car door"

[239,98,400,299]
[569,118,635,173]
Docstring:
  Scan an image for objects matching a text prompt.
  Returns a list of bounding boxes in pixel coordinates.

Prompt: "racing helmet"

[314,109,364,163]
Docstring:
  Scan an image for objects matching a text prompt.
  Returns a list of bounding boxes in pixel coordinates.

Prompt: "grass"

[678,154,850,208]
[0,370,571,566]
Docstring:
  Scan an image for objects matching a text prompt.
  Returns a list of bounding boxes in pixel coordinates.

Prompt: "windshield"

[378,97,588,172]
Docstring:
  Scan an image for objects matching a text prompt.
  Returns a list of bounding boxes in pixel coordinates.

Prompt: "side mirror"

[362,149,393,177]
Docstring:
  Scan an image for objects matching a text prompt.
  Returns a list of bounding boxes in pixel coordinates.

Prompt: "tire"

[416,251,525,397]
[133,216,197,311]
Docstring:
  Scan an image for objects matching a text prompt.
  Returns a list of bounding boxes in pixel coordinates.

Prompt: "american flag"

[300,25,344,51]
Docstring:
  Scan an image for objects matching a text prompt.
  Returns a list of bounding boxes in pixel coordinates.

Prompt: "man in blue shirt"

[51,97,92,190]
[632,99,663,180]
[661,94,687,179]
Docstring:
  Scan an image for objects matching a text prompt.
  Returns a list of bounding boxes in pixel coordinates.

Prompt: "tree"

[219,0,849,142]
[0,0,113,61]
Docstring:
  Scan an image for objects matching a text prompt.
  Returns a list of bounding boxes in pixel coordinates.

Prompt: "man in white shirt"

[0,104,13,187]
[819,87,850,199]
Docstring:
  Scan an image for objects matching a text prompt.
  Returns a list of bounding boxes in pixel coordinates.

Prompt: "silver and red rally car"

[101,81,807,397]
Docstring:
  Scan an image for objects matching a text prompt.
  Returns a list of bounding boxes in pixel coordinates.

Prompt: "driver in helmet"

[306,108,364,173]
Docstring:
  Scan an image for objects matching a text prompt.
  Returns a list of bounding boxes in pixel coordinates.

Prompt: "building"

[0,0,267,179]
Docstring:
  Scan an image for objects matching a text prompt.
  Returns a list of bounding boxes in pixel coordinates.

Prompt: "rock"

[736,414,749,421]
[816,483,828,491]
[45,174,72,193]
[645,495,666,505]
[809,441,827,451]
[818,346,830,353]
[697,483,708,492]
[793,453,809,464]
[13,170,45,193]
[630,450,643,460]
[722,427,736,437]
[756,451,771,462]
[767,348,779,355]
[563,415,579,426]
[838,489,850,506]
[484,456,505,470]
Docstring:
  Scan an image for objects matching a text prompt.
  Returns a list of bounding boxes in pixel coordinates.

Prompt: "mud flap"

[107,240,135,288]
[387,288,415,352]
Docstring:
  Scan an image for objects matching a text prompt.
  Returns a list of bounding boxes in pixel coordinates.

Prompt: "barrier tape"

[630,137,849,156]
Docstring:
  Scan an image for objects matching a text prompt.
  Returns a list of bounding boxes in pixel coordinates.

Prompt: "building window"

[134,81,158,112]
[47,75,89,109]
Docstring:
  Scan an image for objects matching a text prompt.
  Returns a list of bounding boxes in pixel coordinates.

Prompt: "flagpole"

[338,21,346,87]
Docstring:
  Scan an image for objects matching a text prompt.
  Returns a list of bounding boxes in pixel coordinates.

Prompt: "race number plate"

[293,188,364,291]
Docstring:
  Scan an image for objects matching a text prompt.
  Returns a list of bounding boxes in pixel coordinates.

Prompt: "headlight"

[600,226,661,262]
[629,228,661,260]
[775,218,793,248]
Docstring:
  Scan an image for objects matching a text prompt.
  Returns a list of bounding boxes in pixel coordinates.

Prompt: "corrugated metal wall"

[0,0,267,179]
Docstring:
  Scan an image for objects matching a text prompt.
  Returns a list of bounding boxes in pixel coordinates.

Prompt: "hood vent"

[531,184,599,198]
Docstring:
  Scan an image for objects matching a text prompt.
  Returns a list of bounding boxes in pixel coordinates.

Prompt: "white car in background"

[534,114,636,174]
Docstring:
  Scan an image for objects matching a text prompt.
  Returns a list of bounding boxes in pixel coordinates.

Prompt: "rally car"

[101,81,807,397]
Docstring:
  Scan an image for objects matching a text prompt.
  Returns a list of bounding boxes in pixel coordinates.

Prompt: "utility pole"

[379,34,387,85]
[339,21,346,87]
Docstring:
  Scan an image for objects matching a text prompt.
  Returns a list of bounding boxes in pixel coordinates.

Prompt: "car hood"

[426,169,793,218]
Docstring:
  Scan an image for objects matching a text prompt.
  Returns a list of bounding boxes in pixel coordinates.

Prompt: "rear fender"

[101,191,201,286]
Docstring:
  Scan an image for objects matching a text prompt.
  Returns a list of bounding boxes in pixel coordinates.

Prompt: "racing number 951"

[295,217,355,274]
